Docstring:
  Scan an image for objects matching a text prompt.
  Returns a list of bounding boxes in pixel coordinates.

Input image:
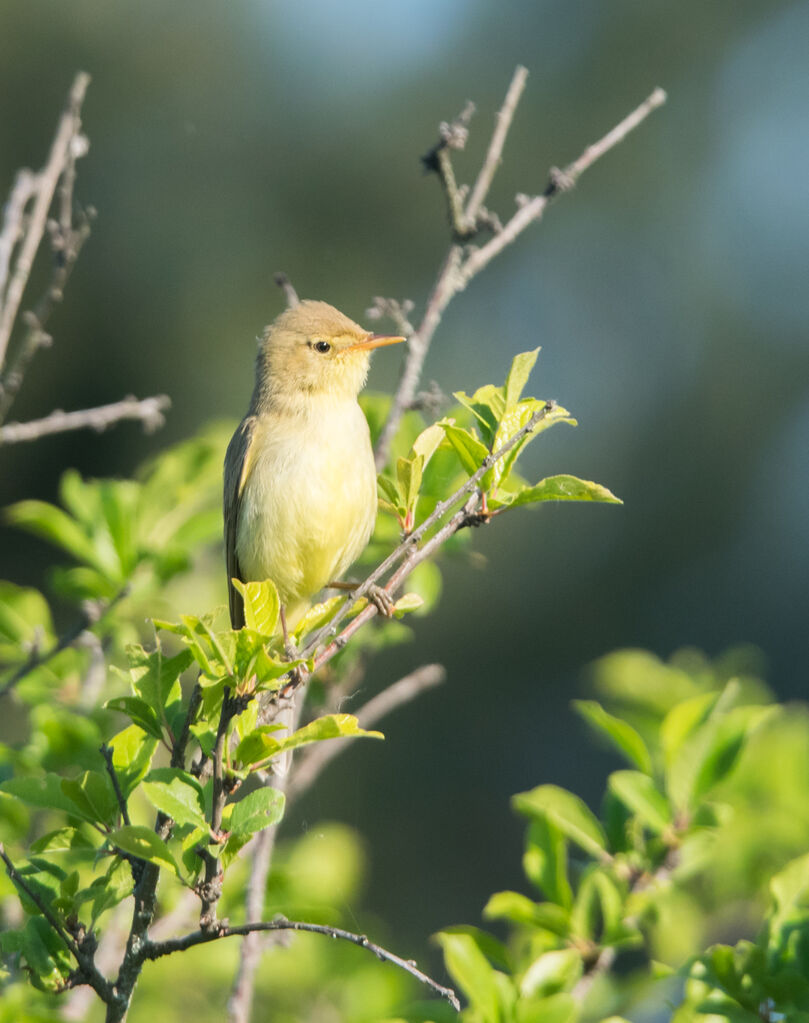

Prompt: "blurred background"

[1,0,808,984]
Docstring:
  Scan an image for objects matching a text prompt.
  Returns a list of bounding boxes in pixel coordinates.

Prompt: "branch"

[273,271,299,309]
[143,918,460,1011]
[0,843,113,1002]
[458,87,668,286]
[286,663,446,804]
[0,72,90,371]
[0,394,170,445]
[199,689,247,932]
[465,65,529,227]
[0,587,128,698]
[304,401,556,676]
[100,744,131,827]
[373,77,666,470]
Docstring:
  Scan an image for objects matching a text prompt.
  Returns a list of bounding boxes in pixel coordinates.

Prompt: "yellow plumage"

[223,300,404,629]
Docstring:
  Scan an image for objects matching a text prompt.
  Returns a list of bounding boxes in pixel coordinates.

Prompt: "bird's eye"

[312,340,331,354]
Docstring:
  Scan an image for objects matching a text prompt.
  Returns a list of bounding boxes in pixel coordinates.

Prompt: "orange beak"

[345,333,407,352]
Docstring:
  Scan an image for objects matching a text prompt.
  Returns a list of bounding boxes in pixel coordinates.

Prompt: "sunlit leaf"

[608,770,672,833]
[232,579,280,637]
[141,768,207,830]
[110,825,181,876]
[514,785,608,860]
[573,700,652,773]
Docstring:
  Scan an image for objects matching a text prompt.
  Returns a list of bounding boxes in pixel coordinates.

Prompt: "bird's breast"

[236,398,378,606]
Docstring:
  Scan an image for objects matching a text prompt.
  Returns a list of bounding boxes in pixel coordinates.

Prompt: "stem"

[143,918,460,1012]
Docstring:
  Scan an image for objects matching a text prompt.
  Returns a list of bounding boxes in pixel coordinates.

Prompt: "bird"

[223,299,405,633]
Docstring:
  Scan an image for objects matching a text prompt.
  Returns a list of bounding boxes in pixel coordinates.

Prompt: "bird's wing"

[223,414,258,629]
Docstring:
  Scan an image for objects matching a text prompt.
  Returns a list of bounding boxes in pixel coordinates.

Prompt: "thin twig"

[198,691,236,932]
[0,394,170,445]
[0,587,128,698]
[287,663,446,804]
[100,744,131,827]
[465,65,529,227]
[0,843,113,1001]
[143,917,460,1011]
[0,72,90,369]
[374,79,666,470]
[311,401,556,668]
[273,271,299,309]
[460,88,668,287]
[0,171,38,304]
[228,689,305,1023]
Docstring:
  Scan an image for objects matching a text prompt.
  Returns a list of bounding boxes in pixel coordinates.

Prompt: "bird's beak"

[345,333,407,352]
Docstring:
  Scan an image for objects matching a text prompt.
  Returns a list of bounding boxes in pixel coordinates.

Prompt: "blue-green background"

[1,0,807,972]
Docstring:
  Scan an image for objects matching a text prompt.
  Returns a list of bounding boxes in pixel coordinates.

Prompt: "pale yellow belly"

[235,402,377,609]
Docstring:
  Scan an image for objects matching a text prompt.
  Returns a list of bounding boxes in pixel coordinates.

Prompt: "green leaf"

[105,696,164,740]
[573,701,652,773]
[110,825,181,876]
[411,421,446,464]
[522,818,572,910]
[504,348,540,410]
[441,423,489,477]
[514,785,608,860]
[60,771,119,829]
[229,786,286,839]
[520,948,583,999]
[516,993,577,1023]
[392,592,424,617]
[108,725,158,799]
[453,385,506,447]
[5,500,103,571]
[396,455,424,512]
[0,774,91,820]
[570,866,625,943]
[127,644,193,715]
[30,828,97,855]
[436,931,500,1023]
[16,916,73,992]
[232,579,280,637]
[141,768,207,830]
[496,474,621,509]
[292,596,345,641]
[608,770,672,833]
[236,713,383,768]
[483,891,569,936]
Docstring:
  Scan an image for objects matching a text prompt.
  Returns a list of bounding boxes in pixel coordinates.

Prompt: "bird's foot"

[366,583,396,618]
[279,605,299,661]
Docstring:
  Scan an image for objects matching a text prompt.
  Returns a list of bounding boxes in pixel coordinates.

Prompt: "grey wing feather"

[223,415,257,629]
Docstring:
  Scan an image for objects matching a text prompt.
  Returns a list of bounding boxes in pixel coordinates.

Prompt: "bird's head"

[259,300,405,402]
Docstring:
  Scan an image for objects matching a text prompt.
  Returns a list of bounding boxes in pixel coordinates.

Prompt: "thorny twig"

[374,71,666,470]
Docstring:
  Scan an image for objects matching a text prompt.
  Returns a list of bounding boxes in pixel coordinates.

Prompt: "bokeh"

[1,0,807,970]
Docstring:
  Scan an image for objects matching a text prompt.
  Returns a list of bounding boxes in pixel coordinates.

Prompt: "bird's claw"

[367,584,396,618]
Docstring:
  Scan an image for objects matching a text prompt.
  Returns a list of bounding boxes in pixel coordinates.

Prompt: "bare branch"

[287,663,446,804]
[0,72,90,369]
[0,394,170,445]
[273,271,299,309]
[143,917,460,1011]
[0,587,128,698]
[465,65,529,226]
[459,87,668,286]
[374,78,666,471]
[0,171,38,302]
